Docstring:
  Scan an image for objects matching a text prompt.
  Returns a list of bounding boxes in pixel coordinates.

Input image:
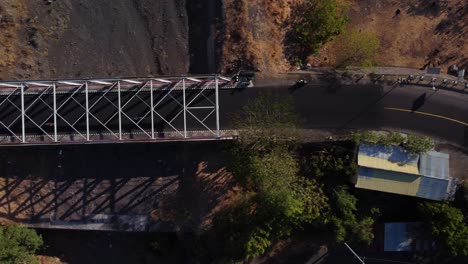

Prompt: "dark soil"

[0,0,191,80]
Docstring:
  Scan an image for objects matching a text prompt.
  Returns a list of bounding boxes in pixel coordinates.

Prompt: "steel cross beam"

[0,75,235,145]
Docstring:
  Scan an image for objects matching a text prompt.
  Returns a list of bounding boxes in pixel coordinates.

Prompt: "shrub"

[294,0,348,54]
[332,28,380,68]
[404,134,435,154]
[352,131,434,154]
[0,225,43,264]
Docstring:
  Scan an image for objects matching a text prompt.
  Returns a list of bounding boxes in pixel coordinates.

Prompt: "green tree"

[329,186,377,245]
[332,28,380,68]
[404,134,435,154]
[294,0,348,54]
[419,202,468,256]
[217,92,331,261]
[231,93,301,152]
[0,225,43,264]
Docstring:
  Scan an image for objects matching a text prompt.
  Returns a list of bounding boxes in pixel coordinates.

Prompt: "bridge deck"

[0,75,236,145]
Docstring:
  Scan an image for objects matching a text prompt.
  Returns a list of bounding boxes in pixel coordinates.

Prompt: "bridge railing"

[0,75,235,145]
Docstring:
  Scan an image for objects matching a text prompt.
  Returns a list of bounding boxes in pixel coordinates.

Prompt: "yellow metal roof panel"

[356,167,421,197]
[358,144,420,175]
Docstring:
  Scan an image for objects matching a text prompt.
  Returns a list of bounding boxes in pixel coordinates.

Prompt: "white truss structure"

[0,75,234,145]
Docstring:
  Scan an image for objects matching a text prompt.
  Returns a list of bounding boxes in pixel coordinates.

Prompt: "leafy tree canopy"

[0,225,43,264]
[231,93,301,152]
[419,202,468,256]
[332,28,380,68]
[329,186,377,245]
[220,94,329,260]
[294,0,349,54]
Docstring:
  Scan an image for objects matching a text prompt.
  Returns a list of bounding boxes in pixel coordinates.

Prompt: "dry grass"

[222,0,467,74]
[0,0,69,80]
[310,0,468,71]
[221,0,303,75]
[0,0,39,79]
[37,256,64,264]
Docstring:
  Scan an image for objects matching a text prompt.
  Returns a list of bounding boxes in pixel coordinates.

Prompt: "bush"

[294,0,348,54]
[332,28,380,68]
[0,225,43,264]
[351,131,381,145]
[404,134,435,154]
[380,132,406,147]
[352,131,434,154]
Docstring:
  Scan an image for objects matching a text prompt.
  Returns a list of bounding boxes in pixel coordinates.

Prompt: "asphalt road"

[0,81,466,146]
[220,81,468,147]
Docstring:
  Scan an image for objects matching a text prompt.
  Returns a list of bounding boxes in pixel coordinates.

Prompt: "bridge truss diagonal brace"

[148,76,221,139]
[0,75,226,144]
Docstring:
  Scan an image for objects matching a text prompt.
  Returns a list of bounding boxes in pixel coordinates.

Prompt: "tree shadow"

[405,1,446,17]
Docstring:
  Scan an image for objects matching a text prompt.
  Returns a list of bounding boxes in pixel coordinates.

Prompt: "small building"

[352,143,456,201]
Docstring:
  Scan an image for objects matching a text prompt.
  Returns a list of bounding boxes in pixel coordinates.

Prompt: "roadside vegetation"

[214,93,329,260]
[145,95,465,262]
[203,94,378,261]
[331,28,380,68]
[292,0,380,68]
[0,225,43,264]
[352,131,435,154]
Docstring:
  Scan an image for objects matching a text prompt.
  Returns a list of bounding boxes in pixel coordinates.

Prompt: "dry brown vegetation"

[221,0,468,74]
[0,0,40,79]
[37,256,63,264]
[221,0,303,75]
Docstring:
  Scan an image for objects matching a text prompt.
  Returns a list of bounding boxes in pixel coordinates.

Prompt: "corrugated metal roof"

[358,143,419,175]
[419,151,450,179]
[384,222,433,252]
[356,143,454,201]
[416,177,450,201]
[357,167,420,197]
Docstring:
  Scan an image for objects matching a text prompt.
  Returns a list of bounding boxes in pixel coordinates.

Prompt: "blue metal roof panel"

[384,222,434,252]
[416,176,449,201]
[419,151,450,179]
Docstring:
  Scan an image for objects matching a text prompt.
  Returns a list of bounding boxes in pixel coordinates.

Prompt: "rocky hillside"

[0,0,189,80]
[1,0,466,79]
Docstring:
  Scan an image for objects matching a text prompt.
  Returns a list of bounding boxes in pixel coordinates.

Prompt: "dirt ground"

[221,0,467,75]
[0,0,189,80]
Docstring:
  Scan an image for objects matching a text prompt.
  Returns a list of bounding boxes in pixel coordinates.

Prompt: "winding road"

[220,79,468,147]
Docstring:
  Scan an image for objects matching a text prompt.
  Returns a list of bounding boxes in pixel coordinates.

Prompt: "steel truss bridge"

[0,75,236,146]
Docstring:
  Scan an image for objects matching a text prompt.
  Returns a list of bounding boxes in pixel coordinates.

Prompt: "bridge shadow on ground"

[0,141,235,231]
